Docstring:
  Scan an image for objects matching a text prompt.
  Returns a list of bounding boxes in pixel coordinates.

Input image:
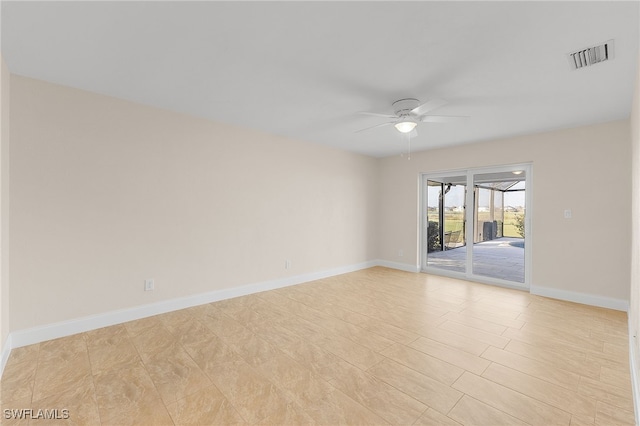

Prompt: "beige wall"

[1,55,9,346]
[378,120,631,302]
[629,53,640,384]
[5,71,635,335]
[9,76,378,331]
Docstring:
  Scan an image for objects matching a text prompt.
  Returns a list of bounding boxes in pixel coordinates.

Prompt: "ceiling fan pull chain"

[401,133,411,160]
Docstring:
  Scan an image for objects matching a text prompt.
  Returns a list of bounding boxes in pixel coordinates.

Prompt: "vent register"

[568,40,614,70]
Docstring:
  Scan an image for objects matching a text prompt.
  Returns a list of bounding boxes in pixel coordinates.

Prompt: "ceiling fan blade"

[411,98,448,116]
[418,115,470,123]
[357,111,398,119]
[355,122,395,133]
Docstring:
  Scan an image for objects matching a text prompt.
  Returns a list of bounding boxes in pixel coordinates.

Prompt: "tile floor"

[0,267,635,425]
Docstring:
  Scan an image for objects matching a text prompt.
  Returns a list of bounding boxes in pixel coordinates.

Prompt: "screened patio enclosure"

[424,169,527,285]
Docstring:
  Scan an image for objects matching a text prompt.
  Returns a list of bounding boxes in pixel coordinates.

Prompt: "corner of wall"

[628,49,640,425]
[0,52,11,377]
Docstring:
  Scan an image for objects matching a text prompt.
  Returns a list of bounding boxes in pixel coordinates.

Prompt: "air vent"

[568,40,614,70]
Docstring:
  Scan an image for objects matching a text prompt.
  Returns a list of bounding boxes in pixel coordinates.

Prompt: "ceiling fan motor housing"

[392,98,421,117]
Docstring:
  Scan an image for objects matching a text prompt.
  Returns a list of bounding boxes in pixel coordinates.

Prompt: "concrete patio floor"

[426,237,525,283]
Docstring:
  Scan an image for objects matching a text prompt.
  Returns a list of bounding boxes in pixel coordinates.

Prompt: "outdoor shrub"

[514,213,525,238]
[428,221,441,252]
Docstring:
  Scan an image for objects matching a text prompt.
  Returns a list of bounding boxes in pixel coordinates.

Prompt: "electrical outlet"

[144,279,154,291]
[398,249,404,257]
[285,259,291,270]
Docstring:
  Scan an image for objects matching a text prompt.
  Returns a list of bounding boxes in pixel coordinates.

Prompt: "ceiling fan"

[356,98,468,135]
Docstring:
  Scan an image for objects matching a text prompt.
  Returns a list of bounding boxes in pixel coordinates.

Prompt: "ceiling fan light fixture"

[395,120,417,133]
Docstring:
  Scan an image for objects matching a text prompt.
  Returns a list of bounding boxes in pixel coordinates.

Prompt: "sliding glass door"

[422,165,530,288]
[424,175,467,274]
[472,171,526,283]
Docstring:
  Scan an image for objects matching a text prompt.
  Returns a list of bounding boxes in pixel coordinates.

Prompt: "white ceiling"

[1,1,638,157]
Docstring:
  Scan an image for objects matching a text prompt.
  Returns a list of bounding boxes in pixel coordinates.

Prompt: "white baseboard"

[530,285,629,312]
[0,334,11,377]
[7,260,377,352]
[0,258,407,372]
[628,321,640,426]
[3,260,632,379]
[375,259,420,273]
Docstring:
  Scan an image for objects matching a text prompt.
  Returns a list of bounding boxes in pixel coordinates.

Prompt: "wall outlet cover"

[144,279,154,291]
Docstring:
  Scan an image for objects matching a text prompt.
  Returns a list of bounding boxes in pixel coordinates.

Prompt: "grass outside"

[427,211,524,239]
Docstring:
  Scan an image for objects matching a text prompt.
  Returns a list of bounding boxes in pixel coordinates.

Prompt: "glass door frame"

[420,163,532,290]
[423,174,469,274]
